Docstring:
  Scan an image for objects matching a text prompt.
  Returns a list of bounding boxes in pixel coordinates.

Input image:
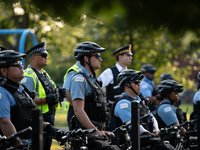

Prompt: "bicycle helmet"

[197,71,200,82]
[160,73,174,81]
[0,50,26,67]
[74,42,105,60]
[0,46,7,51]
[117,69,144,88]
[158,80,183,97]
[141,64,157,73]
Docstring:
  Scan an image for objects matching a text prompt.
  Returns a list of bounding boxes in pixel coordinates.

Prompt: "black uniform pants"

[67,105,74,130]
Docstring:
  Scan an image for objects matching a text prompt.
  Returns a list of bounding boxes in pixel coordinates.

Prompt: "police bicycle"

[56,128,97,150]
[0,126,32,150]
[108,114,156,150]
[159,119,197,150]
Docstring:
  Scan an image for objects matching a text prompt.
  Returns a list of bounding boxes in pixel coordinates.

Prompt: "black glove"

[46,93,58,104]
[58,88,67,100]
[44,123,64,142]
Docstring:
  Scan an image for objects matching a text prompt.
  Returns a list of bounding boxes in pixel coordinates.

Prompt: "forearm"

[152,116,159,131]
[0,118,23,148]
[34,97,47,105]
[66,91,72,104]
[148,96,160,105]
[75,109,96,129]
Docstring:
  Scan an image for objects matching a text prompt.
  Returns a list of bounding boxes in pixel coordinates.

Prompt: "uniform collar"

[116,62,127,72]
[161,99,171,104]
[76,61,82,68]
[28,65,44,75]
[122,92,138,100]
[80,66,93,77]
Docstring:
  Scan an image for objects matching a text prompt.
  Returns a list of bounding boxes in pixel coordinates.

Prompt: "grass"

[50,102,194,149]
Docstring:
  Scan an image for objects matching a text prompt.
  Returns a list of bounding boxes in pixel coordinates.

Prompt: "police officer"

[69,42,120,150]
[63,60,81,129]
[156,79,186,144]
[21,42,67,150]
[114,69,174,149]
[0,50,65,149]
[114,69,159,135]
[160,73,174,81]
[140,64,159,113]
[98,44,133,131]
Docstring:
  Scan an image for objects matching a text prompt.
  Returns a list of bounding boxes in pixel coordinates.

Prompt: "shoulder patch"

[21,78,27,83]
[0,93,2,99]
[120,103,128,109]
[164,107,172,113]
[75,76,84,83]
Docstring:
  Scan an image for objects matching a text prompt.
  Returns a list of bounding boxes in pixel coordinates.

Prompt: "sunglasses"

[34,53,48,58]
[130,80,140,85]
[148,71,155,74]
[9,61,22,68]
[91,54,101,59]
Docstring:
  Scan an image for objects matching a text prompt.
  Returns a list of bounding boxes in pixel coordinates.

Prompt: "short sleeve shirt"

[140,77,154,97]
[21,65,44,91]
[193,89,200,105]
[114,93,140,123]
[63,62,82,91]
[69,67,95,101]
[0,86,24,118]
[157,99,178,127]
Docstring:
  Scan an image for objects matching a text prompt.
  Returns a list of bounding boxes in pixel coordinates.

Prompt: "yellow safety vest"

[63,64,81,111]
[24,68,61,114]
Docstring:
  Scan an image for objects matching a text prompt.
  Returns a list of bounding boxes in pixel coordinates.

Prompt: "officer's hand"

[44,123,65,141]
[55,129,65,142]
[58,88,67,100]
[46,93,58,104]
[152,130,159,135]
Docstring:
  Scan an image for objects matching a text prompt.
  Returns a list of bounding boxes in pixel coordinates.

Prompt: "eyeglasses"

[8,61,22,68]
[34,53,48,58]
[130,80,140,85]
[91,54,101,59]
[148,71,155,74]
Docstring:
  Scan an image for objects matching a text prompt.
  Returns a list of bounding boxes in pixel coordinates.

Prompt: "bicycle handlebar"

[6,126,32,141]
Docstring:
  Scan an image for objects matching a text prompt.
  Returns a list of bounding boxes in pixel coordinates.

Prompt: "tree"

[0,1,200,91]
[21,0,200,33]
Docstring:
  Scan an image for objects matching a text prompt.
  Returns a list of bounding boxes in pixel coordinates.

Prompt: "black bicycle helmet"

[0,46,8,51]
[141,64,157,73]
[74,42,105,60]
[117,69,144,87]
[160,73,174,81]
[0,50,26,67]
[158,80,183,97]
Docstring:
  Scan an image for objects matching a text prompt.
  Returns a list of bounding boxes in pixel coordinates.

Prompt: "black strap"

[31,68,53,94]
[110,66,120,85]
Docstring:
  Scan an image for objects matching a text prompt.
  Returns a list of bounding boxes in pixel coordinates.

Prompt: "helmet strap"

[85,56,96,78]
[126,82,138,96]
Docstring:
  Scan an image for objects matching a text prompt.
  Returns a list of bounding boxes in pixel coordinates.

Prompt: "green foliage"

[0,1,200,91]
